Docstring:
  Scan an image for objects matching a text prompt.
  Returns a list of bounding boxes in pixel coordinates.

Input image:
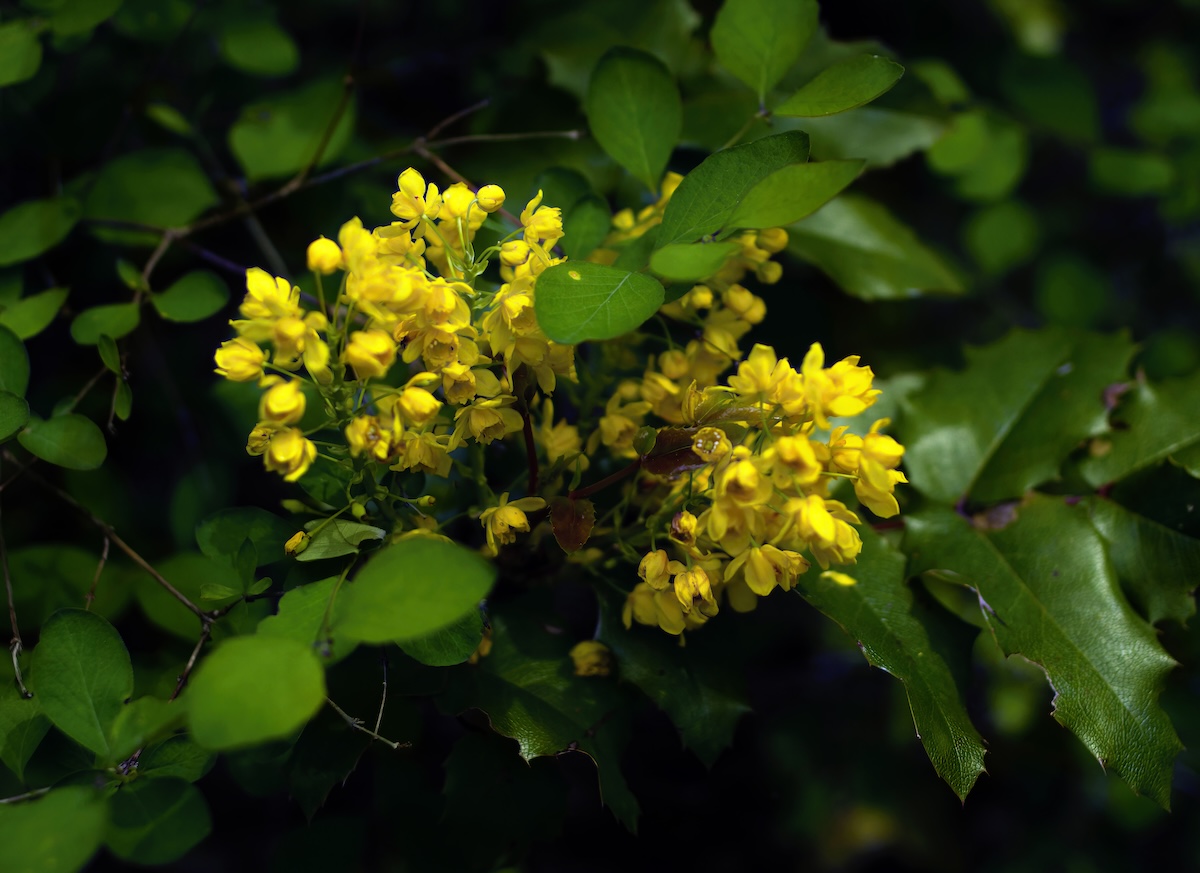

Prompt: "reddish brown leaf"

[550,497,595,553]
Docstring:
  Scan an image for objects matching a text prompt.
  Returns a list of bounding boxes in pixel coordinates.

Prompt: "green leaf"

[108,697,183,762]
[397,607,483,667]
[560,194,613,262]
[152,271,229,322]
[115,259,145,291]
[1089,148,1174,197]
[70,302,140,345]
[6,544,132,625]
[597,594,749,767]
[534,262,665,344]
[297,518,386,562]
[136,552,241,640]
[105,778,211,865]
[0,325,29,396]
[219,18,299,77]
[657,131,809,246]
[775,54,905,117]
[114,380,132,421]
[910,58,971,107]
[138,736,216,783]
[0,197,81,268]
[332,538,496,643]
[257,576,355,663]
[787,194,963,300]
[196,507,295,566]
[1083,496,1199,626]
[0,287,68,339]
[29,609,133,760]
[649,241,741,282]
[49,0,123,36]
[144,103,193,136]
[97,334,121,374]
[1081,371,1200,487]
[185,635,326,750]
[726,159,864,229]
[901,329,1135,504]
[287,708,371,820]
[711,0,818,103]
[85,148,219,230]
[928,110,988,174]
[19,414,108,470]
[0,684,50,782]
[906,498,1182,808]
[948,114,1029,202]
[0,21,43,88]
[229,78,356,181]
[586,47,681,191]
[795,527,986,799]
[0,786,107,873]
[964,200,1041,275]
[795,108,945,168]
[0,391,29,442]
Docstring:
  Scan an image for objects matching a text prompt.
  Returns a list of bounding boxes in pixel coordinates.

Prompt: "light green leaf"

[927,110,988,174]
[196,507,295,566]
[114,380,132,421]
[657,130,810,246]
[29,609,133,760]
[711,0,818,103]
[219,18,299,77]
[0,786,107,873]
[105,778,211,865]
[726,159,864,229]
[795,108,945,168]
[152,271,229,322]
[144,103,192,136]
[0,197,81,268]
[586,47,681,191]
[85,148,219,230]
[901,329,1135,504]
[397,607,483,667]
[775,54,904,117]
[0,325,29,396]
[963,200,1041,275]
[906,498,1182,808]
[136,552,241,640]
[108,697,183,762]
[649,241,740,282]
[185,635,326,750]
[229,78,356,181]
[257,576,355,663]
[0,287,67,340]
[787,194,963,300]
[297,518,386,562]
[0,391,29,442]
[0,21,43,88]
[909,58,971,107]
[949,115,1029,202]
[70,302,140,345]
[332,538,495,643]
[0,684,50,782]
[534,262,664,344]
[1089,148,1174,197]
[97,334,121,374]
[19,414,108,470]
[138,736,216,783]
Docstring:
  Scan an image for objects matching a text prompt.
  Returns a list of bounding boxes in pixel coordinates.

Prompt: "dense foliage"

[2,0,1200,870]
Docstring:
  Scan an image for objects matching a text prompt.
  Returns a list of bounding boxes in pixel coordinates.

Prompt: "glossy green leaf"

[649,241,741,282]
[0,287,68,340]
[1081,370,1200,487]
[186,635,326,750]
[586,47,681,191]
[0,390,29,442]
[0,20,43,88]
[108,697,183,762]
[152,271,229,322]
[793,108,944,168]
[219,18,299,77]
[105,778,212,865]
[906,498,1182,808]
[727,159,864,229]
[136,552,241,640]
[257,576,356,664]
[787,194,963,300]
[963,199,1041,275]
[196,506,295,566]
[1089,148,1174,197]
[901,329,1134,504]
[19,414,108,470]
[49,0,123,36]
[1084,496,1199,626]
[229,78,356,181]
[297,518,385,562]
[535,262,664,344]
[775,54,904,117]
[0,325,29,396]
[397,607,483,667]
[657,130,809,246]
[711,0,818,103]
[85,148,219,230]
[69,302,140,345]
[0,197,81,268]
[0,786,107,873]
[332,538,496,643]
[0,684,50,782]
[29,609,133,760]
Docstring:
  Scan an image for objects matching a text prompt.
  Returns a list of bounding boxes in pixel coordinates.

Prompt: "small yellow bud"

[285,531,310,556]
[476,184,505,213]
[755,227,789,253]
[569,640,613,677]
[415,495,436,507]
[306,237,343,274]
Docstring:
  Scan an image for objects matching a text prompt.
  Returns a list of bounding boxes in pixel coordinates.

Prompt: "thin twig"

[326,697,409,750]
[569,458,642,502]
[521,405,540,496]
[425,99,490,140]
[84,537,110,611]
[373,651,389,737]
[170,623,212,701]
[66,365,110,415]
[0,476,31,697]
[0,787,50,805]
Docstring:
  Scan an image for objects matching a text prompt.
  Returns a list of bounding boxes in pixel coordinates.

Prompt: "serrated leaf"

[397,607,483,667]
[185,635,326,750]
[0,786,107,873]
[0,391,29,442]
[906,497,1182,807]
[586,47,681,191]
[297,518,385,561]
[70,302,141,345]
[229,78,355,181]
[0,197,81,268]
[257,576,355,663]
[0,20,43,88]
[711,0,818,103]
[535,262,664,344]
[0,684,50,783]
[105,778,211,865]
[0,287,68,339]
[0,325,29,396]
[152,271,229,322]
[649,241,740,282]
[795,526,985,799]
[1081,371,1200,487]
[657,131,809,246]
[29,609,133,760]
[332,538,495,643]
[901,329,1135,504]
[775,54,905,117]
[727,159,864,229]
[19,414,107,470]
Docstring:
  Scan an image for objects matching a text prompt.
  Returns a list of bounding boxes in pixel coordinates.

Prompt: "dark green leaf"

[85,148,219,230]
[1089,148,1174,197]
[144,103,193,136]
[297,518,385,562]
[138,736,216,783]
[287,708,370,820]
[196,507,295,566]
[258,576,356,664]
[0,786,107,873]
[219,18,299,77]
[332,538,496,643]
[0,390,29,442]
[6,544,132,625]
[775,54,905,117]
[586,47,681,191]
[906,498,1182,807]
[948,114,1029,202]
[135,552,241,640]
[787,194,963,300]
[152,271,230,323]
[50,0,123,36]
[19,414,108,470]
[105,778,211,865]
[0,684,50,783]
[108,697,183,762]
[657,131,809,246]
[229,78,355,181]
[535,262,664,344]
[726,159,864,229]
[113,379,132,421]
[29,609,133,760]
[649,241,741,282]
[999,54,1099,143]
[0,197,81,268]
[0,21,43,88]
[711,0,818,103]
[97,334,121,374]
[0,287,68,339]
[964,200,1041,275]
[901,329,1134,504]
[795,108,944,168]
[560,194,613,261]
[0,325,29,396]
[185,635,326,750]
[70,302,140,345]
[397,607,483,667]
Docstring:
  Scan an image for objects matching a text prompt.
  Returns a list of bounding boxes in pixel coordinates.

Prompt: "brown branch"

[170,623,212,701]
[568,458,642,502]
[84,537,110,612]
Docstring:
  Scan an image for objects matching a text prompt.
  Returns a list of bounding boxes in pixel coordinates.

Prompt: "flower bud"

[476,184,505,213]
[285,531,310,556]
[307,237,342,274]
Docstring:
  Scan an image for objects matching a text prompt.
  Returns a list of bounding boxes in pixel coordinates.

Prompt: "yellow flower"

[307,237,342,274]
[397,386,442,426]
[239,268,301,322]
[670,511,700,550]
[801,343,881,429]
[727,544,809,597]
[258,379,306,426]
[214,337,265,382]
[769,435,822,485]
[673,566,718,616]
[391,168,441,227]
[638,549,684,590]
[284,531,310,556]
[479,492,546,555]
[245,423,276,456]
[344,329,397,381]
[263,427,317,482]
[691,426,731,463]
[452,397,523,446]
[476,184,505,212]
[569,641,613,677]
[345,415,390,461]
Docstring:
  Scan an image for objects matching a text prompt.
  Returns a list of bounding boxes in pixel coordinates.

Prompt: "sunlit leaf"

[711,0,818,103]
[229,78,355,181]
[257,576,356,664]
[649,241,740,282]
[0,786,107,873]
[535,262,664,344]
[153,271,230,322]
[19,414,108,470]
[108,697,184,762]
[70,302,140,345]
[726,159,864,229]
